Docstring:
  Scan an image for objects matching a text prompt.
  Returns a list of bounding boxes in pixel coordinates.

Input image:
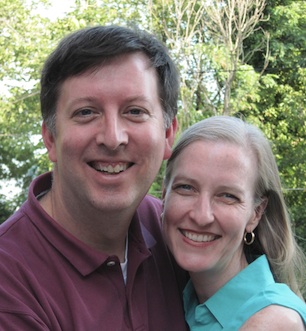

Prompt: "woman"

[162,116,306,330]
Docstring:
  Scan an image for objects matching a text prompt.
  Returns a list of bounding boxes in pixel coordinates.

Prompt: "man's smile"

[89,161,132,174]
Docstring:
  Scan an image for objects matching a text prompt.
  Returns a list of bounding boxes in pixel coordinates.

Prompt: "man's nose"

[96,114,128,150]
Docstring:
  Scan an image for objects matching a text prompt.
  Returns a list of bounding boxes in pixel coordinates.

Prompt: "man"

[0,25,188,330]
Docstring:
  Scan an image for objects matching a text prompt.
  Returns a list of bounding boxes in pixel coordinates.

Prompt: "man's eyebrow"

[66,97,98,109]
[125,95,152,103]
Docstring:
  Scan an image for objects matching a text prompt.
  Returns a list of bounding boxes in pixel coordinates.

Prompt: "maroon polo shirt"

[0,172,188,330]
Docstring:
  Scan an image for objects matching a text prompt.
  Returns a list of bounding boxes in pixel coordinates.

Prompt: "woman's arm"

[239,305,305,331]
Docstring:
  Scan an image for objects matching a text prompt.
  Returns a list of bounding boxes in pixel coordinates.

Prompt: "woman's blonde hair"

[164,116,305,298]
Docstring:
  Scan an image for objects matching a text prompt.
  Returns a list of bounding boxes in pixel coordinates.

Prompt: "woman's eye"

[219,193,239,203]
[173,184,194,193]
[179,184,192,190]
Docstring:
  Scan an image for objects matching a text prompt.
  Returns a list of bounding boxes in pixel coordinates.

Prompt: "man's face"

[43,53,176,217]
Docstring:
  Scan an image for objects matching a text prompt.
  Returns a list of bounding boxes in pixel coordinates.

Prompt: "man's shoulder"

[134,195,164,243]
[0,205,27,239]
[0,172,51,238]
[140,194,162,205]
[0,200,37,264]
[137,195,162,223]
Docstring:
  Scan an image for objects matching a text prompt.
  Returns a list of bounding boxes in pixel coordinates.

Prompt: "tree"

[0,0,305,263]
[243,0,306,253]
[148,0,211,130]
[147,0,270,133]
[0,0,55,213]
[204,0,269,114]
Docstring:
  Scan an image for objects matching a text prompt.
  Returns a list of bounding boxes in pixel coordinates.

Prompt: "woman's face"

[163,140,264,279]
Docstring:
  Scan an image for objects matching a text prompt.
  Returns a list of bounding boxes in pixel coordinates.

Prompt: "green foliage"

[0,1,305,260]
[252,18,305,260]
[243,0,306,253]
[0,0,53,220]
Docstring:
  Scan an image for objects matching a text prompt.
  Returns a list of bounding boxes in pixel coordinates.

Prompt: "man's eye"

[130,108,141,115]
[124,107,150,122]
[78,108,93,116]
[128,108,146,116]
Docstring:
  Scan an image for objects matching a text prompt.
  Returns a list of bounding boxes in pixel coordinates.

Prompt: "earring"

[244,231,255,245]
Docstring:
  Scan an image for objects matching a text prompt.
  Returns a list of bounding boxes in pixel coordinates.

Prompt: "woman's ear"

[247,197,268,232]
[255,197,268,219]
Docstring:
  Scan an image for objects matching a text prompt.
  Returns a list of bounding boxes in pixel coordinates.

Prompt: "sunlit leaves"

[0,0,305,257]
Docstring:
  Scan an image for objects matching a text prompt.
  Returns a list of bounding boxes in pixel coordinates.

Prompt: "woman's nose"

[190,194,215,226]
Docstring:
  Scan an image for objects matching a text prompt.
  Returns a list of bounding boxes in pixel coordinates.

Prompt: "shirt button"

[106,261,116,267]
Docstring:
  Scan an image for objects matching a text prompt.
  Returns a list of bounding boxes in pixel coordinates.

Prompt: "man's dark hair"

[40,25,179,132]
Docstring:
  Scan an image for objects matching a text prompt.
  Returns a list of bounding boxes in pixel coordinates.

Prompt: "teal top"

[184,255,306,330]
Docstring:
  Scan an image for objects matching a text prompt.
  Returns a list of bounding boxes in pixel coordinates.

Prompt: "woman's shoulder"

[239,305,305,331]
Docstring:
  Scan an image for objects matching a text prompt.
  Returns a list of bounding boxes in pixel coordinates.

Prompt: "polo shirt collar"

[184,255,274,328]
[27,172,153,277]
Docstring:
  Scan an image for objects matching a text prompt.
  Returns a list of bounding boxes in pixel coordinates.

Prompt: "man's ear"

[163,117,178,160]
[42,121,57,163]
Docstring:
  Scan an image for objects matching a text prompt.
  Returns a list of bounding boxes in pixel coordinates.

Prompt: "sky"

[37,0,75,20]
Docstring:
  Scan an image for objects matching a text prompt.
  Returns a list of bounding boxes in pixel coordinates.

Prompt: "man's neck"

[39,190,132,261]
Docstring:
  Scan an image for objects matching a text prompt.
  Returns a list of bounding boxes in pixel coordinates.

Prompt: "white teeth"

[183,231,215,243]
[96,163,127,174]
